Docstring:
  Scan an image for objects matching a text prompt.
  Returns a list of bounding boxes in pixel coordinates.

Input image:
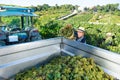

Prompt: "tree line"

[29,4,76,11]
[29,3,120,15]
[84,3,120,15]
[1,3,119,14]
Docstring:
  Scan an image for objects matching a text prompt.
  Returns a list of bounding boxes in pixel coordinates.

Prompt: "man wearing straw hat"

[76,27,86,43]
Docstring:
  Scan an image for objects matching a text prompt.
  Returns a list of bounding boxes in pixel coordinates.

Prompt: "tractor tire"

[31,34,42,41]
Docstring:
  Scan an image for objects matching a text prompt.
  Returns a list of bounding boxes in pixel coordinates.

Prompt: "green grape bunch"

[15,56,114,80]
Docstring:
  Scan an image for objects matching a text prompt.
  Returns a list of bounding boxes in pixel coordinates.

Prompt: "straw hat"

[77,27,85,32]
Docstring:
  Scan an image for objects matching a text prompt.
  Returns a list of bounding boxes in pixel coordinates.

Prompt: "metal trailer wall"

[62,38,120,79]
[0,37,120,79]
[0,38,61,79]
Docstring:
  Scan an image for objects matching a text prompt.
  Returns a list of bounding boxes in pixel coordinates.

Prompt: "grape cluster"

[15,56,114,80]
[59,24,75,40]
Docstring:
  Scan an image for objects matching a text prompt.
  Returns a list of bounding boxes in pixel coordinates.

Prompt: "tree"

[60,4,75,10]
[95,3,119,13]
[55,4,59,9]
[84,7,89,11]
[37,5,42,11]
[42,4,50,11]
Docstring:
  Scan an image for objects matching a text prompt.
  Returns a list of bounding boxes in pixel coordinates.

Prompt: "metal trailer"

[0,37,120,79]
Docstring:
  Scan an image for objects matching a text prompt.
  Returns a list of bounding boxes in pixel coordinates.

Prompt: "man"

[76,27,86,43]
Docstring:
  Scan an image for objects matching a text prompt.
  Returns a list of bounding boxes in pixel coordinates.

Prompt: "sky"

[0,0,120,8]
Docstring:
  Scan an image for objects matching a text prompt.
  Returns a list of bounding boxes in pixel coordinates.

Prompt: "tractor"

[0,6,41,46]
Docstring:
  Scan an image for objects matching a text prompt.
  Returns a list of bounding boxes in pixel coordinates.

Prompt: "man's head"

[77,27,85,38]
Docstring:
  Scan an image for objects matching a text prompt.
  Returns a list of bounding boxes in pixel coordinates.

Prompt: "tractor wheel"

[31,34,42,41]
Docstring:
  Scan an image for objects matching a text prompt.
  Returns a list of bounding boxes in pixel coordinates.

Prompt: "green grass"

[89,13,120,23]
[64,13,94,27]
